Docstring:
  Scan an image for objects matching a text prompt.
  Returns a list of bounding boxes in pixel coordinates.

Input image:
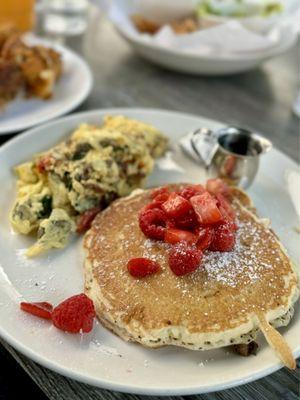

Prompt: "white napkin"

[179,131,201,164]
[152,21,277,55]
[107,3,281,57]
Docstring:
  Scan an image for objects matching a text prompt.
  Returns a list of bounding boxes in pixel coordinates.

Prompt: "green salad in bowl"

[196,0,284,32]
[197,0,283,18]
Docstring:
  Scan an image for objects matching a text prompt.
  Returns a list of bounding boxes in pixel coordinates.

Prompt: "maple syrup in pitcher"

[218,130,262,157]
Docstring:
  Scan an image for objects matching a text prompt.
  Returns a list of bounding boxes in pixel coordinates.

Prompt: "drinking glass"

[42,0,88,36]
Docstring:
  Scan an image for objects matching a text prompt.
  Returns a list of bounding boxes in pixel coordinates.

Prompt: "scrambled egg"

[10,115,168,256]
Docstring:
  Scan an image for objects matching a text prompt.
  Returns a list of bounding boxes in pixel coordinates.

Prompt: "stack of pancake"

[84,184,299,369]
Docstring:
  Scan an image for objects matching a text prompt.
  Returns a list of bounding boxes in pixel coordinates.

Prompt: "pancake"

[84,184,299,368]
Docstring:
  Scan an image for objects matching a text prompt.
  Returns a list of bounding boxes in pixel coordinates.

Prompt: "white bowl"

[101,0,297,75]
[113,22,297,75]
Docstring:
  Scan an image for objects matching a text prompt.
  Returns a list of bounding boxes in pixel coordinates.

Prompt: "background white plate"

[0,109,299,395]
[0,34,93,135]
[103,0,297,75]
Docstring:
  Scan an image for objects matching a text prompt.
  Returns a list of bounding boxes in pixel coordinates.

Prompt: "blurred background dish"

[0,0,92,135]
[0,33,92,135]
[0,24,63,107]
[99,0,299,75]
[196,0,285,33]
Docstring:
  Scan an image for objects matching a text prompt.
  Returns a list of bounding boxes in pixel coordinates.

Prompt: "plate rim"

[0,326,291,396]
[0,35,93,135]
[0,107,299,395]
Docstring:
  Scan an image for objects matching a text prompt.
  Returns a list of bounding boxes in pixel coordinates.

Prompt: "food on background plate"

[131,15,161,35]
[131,0,283,36]
[84,180,299,369]
[170,17,201,35]
[131,14,199,35]
[196,0,284,33]
[0,58,24,105]
[10,115,168,256]
[196,0,283,19]
[0,23,62,106]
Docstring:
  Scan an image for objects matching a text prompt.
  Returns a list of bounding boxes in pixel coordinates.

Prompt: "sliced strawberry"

[139,208,167,240]
[20,301,53,320]
[172,208,199,230]
[151,187,170,199]
[164,228,198,245]
[216,193,236,221]
[168,243,203,276]
[52,294,95,333]
[153,192,170,204]
[162,193,192,219]
[190,192,223,225]
[196,226,214,251]
[206,178,229,196]
[179,184,205,200]
[142,191,171,213]
[76,207,101,234]
[127,258,161,278]
[166,219,177,229]
[209,222,235,252]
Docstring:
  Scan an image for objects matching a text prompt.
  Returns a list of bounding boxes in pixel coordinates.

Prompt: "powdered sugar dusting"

[203,219,279,287]
[142,239,169,264]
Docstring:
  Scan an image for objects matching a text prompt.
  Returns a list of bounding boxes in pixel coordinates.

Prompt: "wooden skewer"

[256,312,296,370]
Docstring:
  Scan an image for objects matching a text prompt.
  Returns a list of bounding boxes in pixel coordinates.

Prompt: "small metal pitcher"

[191,126,272,188]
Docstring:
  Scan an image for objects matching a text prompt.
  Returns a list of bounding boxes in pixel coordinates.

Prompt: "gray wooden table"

[1,7,300,400]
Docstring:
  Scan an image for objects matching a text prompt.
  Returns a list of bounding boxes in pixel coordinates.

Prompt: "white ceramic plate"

[103,0,297,75]
[0,109,299,395]
[0,34,93,135]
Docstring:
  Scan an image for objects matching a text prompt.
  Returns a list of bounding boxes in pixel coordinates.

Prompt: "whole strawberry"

[52,293,95,333]
[168,243,203,276]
